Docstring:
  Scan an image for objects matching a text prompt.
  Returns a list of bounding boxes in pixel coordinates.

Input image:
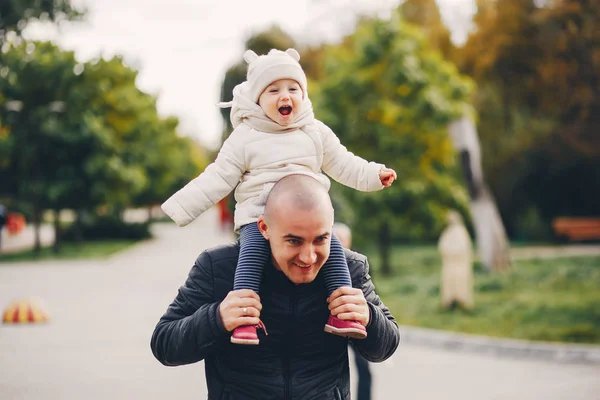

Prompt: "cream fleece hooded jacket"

[161,82,385,230]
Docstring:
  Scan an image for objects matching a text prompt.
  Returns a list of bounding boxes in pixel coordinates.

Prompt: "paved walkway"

[0,224,55,254]
[1,208,599,399]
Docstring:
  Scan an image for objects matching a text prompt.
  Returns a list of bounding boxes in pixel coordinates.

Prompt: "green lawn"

[0,240,141,263]
[365,245,600,344]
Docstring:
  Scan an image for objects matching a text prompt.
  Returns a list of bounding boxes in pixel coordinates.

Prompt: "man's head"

[257,175,334,285]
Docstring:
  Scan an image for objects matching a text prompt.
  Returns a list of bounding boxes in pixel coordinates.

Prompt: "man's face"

[258,79,303,126]
[258,204,333,285]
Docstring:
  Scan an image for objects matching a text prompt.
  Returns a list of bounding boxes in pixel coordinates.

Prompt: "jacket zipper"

[283,288,297,400]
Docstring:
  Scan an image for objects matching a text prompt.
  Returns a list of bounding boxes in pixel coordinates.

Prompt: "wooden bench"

[552,218,600,241]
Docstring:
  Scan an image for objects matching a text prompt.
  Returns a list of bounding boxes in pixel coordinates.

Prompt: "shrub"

[62,215,151,241]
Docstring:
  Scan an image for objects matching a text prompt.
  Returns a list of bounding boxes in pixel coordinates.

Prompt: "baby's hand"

[379,167,397,187]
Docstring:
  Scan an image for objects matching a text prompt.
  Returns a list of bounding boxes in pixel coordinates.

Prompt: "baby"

[162,48,396,345]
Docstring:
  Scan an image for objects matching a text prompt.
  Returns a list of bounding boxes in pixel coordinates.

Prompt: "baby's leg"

[323,233,367,339]
[231,222,269,345]
[234,223,270,293]
[321,233,352,295]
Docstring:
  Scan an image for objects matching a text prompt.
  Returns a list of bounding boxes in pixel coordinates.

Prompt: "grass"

[365,245,600,344]
[0,240,140,263]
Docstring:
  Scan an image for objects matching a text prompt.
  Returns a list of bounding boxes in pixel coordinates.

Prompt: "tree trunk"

[33,207,42,254]
[378,221,392,276]
[74,210,84,246]
[470,186,511,272]
[53,209,61,253]
[448,117,512,273]
[502,76,510,135]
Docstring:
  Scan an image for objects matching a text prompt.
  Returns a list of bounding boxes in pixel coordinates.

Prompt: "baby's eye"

[269,89,278,93]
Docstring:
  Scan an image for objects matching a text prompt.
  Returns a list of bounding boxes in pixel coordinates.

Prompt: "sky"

[25,0,476,150]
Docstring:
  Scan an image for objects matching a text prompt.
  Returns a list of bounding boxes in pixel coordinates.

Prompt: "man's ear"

[257,216,269,240]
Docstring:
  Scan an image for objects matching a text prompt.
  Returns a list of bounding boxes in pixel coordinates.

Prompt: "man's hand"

[218,289,262,332]
[379,167,397,187]
[327,287,370,327]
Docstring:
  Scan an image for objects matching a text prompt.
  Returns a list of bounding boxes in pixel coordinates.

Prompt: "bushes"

[62,215,151,242]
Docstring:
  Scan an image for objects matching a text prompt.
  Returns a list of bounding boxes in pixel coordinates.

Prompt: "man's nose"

[298,244,317,265]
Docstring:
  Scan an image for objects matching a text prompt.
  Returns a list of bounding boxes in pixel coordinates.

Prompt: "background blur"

[1,1,599,399]
[2,0,598,248]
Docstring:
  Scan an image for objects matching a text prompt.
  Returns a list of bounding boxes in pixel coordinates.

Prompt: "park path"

[1,207,599,399]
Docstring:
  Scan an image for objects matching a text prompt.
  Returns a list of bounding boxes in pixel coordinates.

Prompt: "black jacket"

[151,243,400,400]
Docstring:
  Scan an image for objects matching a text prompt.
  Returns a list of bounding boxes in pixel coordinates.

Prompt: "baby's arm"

[319,121,394,192]
[161,127,247,226]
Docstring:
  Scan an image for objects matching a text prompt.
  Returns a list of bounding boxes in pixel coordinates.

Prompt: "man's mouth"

[279,106,292,116]
[293,262,311,269]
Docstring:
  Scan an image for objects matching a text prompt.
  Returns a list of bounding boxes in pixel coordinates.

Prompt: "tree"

[0,41,84,251]
[399,0,455,59]
[455,0,600,239]
[313,13,473,275]
[0,0,84,250]
[0,0,84,54]
[132,115,207,214]
[68,56,207,225]
[0,41,205,252]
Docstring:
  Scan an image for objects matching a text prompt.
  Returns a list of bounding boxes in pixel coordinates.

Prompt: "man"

[334,222,373,400]
[151,175,400,399]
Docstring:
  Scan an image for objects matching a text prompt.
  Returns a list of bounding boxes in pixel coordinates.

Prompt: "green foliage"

[0,41,85,216]
[61,215,151,241]
[0,40,206,248]
[399,0,454,59]
[369,244,600,343]
[0,0,84,39]
[312,13,473,254]
[0,0,85,67]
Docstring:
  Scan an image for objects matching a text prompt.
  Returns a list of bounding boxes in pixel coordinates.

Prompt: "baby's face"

[258,79,303,126]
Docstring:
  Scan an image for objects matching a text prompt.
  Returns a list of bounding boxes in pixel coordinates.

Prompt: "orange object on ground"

[6,213,26,236]
[553,217,600,241]
[2,298,50,324]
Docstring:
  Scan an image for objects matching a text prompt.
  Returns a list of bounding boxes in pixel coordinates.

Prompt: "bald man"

[151,175,400,400]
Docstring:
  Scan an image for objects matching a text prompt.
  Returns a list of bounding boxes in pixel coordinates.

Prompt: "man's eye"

[315,237,327,244]
[287,239,300,245]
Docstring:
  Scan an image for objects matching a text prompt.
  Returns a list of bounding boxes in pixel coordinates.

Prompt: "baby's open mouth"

[279,106,292,116]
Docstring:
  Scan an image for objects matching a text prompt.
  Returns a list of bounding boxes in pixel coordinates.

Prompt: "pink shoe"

[230,320,268,345]
[324,315,367,339]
